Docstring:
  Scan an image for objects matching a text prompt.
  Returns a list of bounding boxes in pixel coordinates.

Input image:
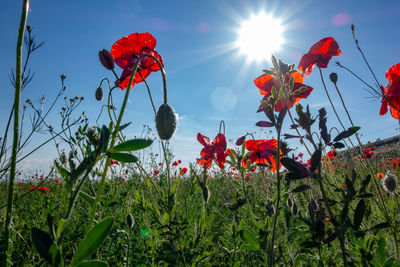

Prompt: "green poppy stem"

[1,1,29,265]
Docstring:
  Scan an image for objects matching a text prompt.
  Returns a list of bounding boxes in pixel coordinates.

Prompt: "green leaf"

[353,199,365,230]
[377,237,387,263]
[241,227,259,251]
[113,139,153,152]
[75,260,108,267]
[301,241,319,248]
[31,228,62,266]
[333,126,360,142]
[71,217,114,265]
[79,191,95,205]
[109,152,138,163]
[99,125,110,152]
[116,122,132,132]
[369,222,390,231]
[291,184,311,193]
[54,160,70,188]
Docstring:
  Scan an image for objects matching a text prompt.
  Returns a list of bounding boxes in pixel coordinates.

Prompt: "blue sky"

[1,0,400,171]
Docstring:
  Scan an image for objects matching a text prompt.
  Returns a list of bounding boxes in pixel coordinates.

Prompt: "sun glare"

[236,12,284,62]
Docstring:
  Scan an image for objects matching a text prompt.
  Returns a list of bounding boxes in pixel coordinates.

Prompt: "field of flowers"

[1,1,400,266]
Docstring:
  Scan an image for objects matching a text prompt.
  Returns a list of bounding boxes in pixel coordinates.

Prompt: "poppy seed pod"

[95,86,104,101]
[155,103,177,140]
[382,170,398,193]
[329,72,338,84]
[98,49,115,70]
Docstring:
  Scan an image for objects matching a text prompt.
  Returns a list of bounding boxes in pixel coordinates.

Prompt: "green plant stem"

[268,128,281,267]
[87,53,167,231]
[1,1,28,265]
[317,166,347,267]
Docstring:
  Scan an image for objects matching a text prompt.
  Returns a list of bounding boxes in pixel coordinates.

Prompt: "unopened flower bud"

[202,186,210,203]
[236,135,246,146]
[155,103,177,140]
[95,87,104,101]
[99,49,115,70]
[329,73,338,84]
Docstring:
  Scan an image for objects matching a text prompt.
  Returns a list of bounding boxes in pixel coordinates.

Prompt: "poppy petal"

[197,133,211,146]
[298,54,318,77]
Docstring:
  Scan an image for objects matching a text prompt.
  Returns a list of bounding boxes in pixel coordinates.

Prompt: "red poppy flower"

[242,139,281,172]
[180,167,188,176]
[110,32,164,90]
[38,186,50,194]
[153,170,160,176]
[327,150,337,159]
[110,159,120,166]
[172,161,178,167]
[380,63,400,119]
[254,71,313,112]
[298,37,341,77]
[196,133,227,169]
[122,178,126,183]
[377,173,384,179]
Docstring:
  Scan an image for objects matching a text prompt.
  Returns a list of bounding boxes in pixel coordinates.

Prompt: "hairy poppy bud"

[155,103,177,140]
[99,49,115,70]
[95,87,104,101]
[286,197,292,208]
[382,170,398,193]
[236,135,246,146]
[329,72,338,84]
[126,213,135,229]
[291,202,298,215]
[310,198,319,211]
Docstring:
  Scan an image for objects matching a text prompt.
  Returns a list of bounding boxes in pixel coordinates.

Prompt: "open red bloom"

[38,186,50,194]
[327,150,337,159]
[180,167,188,176]
[153,170,160,176]
[298,37,341,77]
[254,71,313,112]
[196,133,227,169]
[380,63,400,119]
[110,32,163,90]
[110,159,120,166]
[242,139,281,172]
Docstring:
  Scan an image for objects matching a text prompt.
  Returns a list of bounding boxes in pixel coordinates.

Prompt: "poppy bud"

[236,135,246,146]
[286,197,292,208]
[126,213,135,229]
[98,49,115,70]
[382,170,398,193]
[310,198,319,211]
[95,87,104,101]
[329,73,338,84]
[155,103,177,140]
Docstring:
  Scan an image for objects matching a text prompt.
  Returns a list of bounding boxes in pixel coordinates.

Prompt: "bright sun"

[236,12,284,62]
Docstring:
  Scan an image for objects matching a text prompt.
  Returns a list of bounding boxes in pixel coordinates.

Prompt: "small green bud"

[329,72,338,84]
[95,86,104,101]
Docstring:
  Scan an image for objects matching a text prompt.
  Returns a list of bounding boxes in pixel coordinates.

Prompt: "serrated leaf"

[280,157,310,178]
[333,126,361,142]
[241,227,259,251]
[113,139,153,152]
[291,184,311,193]
[377,237,387,263]
[353,199,365,230]
[256,121,274,127]
[310,149,321,173]
[71,217,114,265]
[109,152,138,163]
